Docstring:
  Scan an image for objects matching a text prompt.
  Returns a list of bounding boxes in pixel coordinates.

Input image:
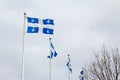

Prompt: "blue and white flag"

[27,17,39,23]
[66,55,72,73]
[48,38,57,59]
[79,70,84,80]
[43,19,54,25]
[27,17,39,33]
[43,28,54,35]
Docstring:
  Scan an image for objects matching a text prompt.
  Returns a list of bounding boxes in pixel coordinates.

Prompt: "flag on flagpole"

[79,68,84,80]
[27,17,39,33]
[66,54,72,73]
[48,38,58,59]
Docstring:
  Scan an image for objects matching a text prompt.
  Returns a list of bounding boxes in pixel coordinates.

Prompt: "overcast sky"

[0,0,120,80]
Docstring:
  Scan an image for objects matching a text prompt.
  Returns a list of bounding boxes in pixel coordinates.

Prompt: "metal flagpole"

[49,56,52,80]
[21,12,27,80]
[82,66,84,80]
[68,54,70,80]
[49,37,52,80]
[84,67,88,80]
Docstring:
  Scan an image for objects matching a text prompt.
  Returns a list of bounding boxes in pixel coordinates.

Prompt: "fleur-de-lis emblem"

[32,28,35,32]
[47,19,50,23]
[47,29,49,33]
[31,19,34,23]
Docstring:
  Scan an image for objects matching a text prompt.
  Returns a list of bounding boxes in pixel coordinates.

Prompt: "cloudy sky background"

[0,0,120,80]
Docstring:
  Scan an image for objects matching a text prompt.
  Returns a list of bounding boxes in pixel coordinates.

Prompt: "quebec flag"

[43,19,54,25]
[27,17,39,33]
[43,28,54,35]
[79,70,84,80]
[48,38,58,59]
[66,55,72,73]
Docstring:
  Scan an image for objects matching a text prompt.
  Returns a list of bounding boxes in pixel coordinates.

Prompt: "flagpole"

[82,66,84,80]
[49,37,52,80]
[21,12,26,80]
[84,67,88,80]
[49,57,52,80]
[68,54,70,80]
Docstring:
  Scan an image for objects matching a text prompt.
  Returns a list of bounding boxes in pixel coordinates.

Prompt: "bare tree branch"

[88,46,120,80]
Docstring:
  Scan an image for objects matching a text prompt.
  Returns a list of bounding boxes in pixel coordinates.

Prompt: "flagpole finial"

[49,37,52,40]
[82,66,84,69]
[24,12,27,16]
[68,54,70,56]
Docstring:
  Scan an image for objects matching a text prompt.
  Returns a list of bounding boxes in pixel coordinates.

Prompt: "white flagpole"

[49,57,52,80]
[68,54,70,80]
[21,13,26,80]
[84,67,88,80]
[49,37,52,80]
[82,66,84,80]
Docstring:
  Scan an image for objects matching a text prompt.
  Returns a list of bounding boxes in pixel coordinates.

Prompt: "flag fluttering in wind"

[26,16,55,34]
[79,67,84,80]
[66,54,72,73]
[22,14,56,80]
[48,38,58,59]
